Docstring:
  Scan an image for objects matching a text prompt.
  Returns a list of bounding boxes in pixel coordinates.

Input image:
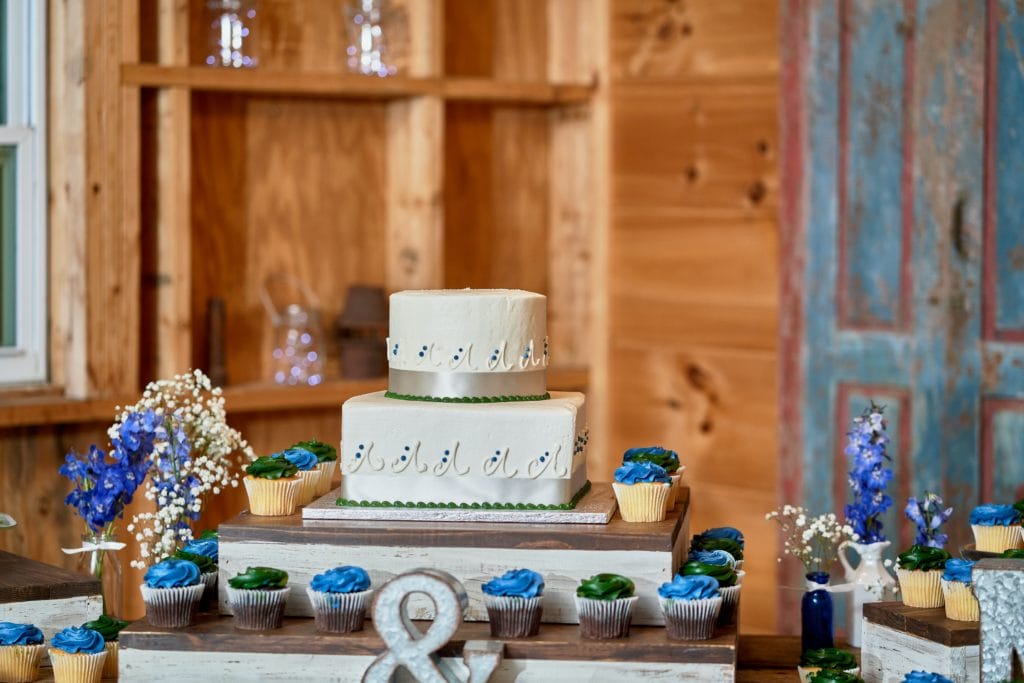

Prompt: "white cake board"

[301,482,617,524]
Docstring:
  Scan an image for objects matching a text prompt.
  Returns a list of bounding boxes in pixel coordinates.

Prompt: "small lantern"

[334,285,388,379]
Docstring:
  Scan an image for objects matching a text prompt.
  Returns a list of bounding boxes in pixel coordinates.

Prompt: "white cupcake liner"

[661,596,722,640]
[101,641,118,679]
[734,559,744,571]
[228,585,291,630]
[716,584,741,626]
[735,570,746,585]
[0,643,45,683]
[575,595,639,639]
[140,582,204,628]
[48,649,107,683]
[296,470,320,506]
[305,587,370,633]
[667,474,681,509]
[483,595,543,638]
[972,523,1024,553]
[314,460,338,496]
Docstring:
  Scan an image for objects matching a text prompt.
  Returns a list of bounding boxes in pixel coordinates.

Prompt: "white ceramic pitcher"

[838,539,897,647]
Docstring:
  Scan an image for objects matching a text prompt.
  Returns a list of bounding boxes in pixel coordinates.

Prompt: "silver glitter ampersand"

[362,569,503,683]
[974,559,1024,683]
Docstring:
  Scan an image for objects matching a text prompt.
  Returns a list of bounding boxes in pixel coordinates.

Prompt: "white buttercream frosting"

[387,289,548,374]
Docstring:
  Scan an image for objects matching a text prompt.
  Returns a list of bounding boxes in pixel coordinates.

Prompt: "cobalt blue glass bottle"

[801,571,834,652]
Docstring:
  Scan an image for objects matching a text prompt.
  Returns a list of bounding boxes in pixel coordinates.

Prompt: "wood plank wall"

[607,0,780,633]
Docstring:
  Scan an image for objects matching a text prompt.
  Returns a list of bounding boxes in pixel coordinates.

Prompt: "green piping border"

[384,391,551,403]
[336,480,592,511]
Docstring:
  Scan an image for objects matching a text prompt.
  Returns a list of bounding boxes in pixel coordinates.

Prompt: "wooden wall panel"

[609,0,779,633]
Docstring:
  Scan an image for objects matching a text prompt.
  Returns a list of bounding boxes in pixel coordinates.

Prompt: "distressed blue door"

[780,0,1024,611]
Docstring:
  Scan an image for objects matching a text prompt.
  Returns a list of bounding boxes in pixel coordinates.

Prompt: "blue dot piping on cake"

[355,453,362,459]
[453,355,460,361]
[491,456,498,462]
[444,450,450,455]
[400,455,407,462]
[421,345,427,350]
[404,446,410,451]
[494,450,501,455]
[418,351,425,357]
[539,456,546,462]
[458,347,463,352]
[441,457,448,463]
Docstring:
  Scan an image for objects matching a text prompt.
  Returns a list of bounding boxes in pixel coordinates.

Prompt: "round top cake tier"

[386,289,549,400]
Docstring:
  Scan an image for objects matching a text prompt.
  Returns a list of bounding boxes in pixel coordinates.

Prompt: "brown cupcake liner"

[612,482,671,523]
[243,476,301,517]
[972,524,1024,553]
[575,595,638,639]
[661,596,722,640]
[483,595,543,638]
[314,460,338,496]
[140,582,204,628]
[0,643,45,683]
[897,568,944,608]
[47,650,107,683]
[227,585,291,631]
[716,584,741,627]
[941,579,980,622]
[305,587,370,633]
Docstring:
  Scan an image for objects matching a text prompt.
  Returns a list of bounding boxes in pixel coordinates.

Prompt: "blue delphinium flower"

[843,404,894,544]
[905,493,953,548]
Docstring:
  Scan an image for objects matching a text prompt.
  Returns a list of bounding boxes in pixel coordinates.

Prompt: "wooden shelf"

[121,64,594,106]
[0,367,589,428]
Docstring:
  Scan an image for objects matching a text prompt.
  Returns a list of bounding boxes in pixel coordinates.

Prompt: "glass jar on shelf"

[204,0,259,68]
[343,0,408,77]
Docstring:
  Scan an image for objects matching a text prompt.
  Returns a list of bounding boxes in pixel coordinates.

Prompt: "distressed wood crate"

[119,614,737,682]
[861,601,979,683]
[0,551,102,639]
[218,485,690,626]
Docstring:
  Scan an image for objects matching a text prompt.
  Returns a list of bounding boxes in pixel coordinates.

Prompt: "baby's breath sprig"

[765,504,858,575]
[114,369,255,569]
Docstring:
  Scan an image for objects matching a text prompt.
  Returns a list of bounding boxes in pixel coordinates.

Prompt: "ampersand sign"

[362,569,502,683]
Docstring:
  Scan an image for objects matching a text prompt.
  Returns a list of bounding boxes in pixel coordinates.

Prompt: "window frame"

[0,0,46,385]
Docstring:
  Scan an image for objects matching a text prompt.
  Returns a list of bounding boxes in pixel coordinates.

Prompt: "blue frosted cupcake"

[482,569,545,638]
[940,559,979,622]
[612,461,672,522]
[279,448,320,505]
[48,627,106,683]
[0,622,45,683]
[181,529,219,608]
[140,558,204,628]
[659,574,721,641]
[305,566,372,633]
[970,504,1023,553]
[901,673,953,683]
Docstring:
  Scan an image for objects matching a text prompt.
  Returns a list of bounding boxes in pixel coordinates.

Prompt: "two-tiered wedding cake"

[339,289,589,508]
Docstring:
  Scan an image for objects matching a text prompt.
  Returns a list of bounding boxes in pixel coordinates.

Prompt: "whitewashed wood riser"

[218,535,688,626]
[1,595,102,640]
[860,618,980,683]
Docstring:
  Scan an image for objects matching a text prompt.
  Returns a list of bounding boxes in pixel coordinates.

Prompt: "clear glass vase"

[76,532,124,618]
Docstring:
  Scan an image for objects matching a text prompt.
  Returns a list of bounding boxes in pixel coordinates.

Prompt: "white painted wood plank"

[1,595,103,640]
[860,618,979,683]
[219,541,678,625]
[119,648,735,682]
[301,484,617,524]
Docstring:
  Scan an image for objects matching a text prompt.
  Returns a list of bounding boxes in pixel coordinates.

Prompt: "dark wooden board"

[220,487,690,553]
[862,601,978,647]
[0,551,101,603]
[121,608,736,665]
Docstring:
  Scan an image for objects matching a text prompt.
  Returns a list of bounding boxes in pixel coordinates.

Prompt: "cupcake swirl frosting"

[680,560,738,587]
[280,448,318,471]
[1001,548,1024,559]
[0,622,44,646]
[182,535,219,562]
[228,566,289,590]
[902,672,954,683]
[690,534,745,560]
[613,461,671,485]
[941,558,974,585]
[481,569,545,598]
[294,439,337,463]
[807,669,863,683]
[657,574,720,601]
[51,627,105,654]
[622,446,680,474]
[172,549,216,574]
[800,647,858,670]
[687,549,737,567]
[576,573,635,601]
[969,503,1022,526]
[144,558,201,588]
[700,526,745,548]
[245,456,298,480]
[897,545,951,572]
[310,566,371,594]
[81,614,130,642]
